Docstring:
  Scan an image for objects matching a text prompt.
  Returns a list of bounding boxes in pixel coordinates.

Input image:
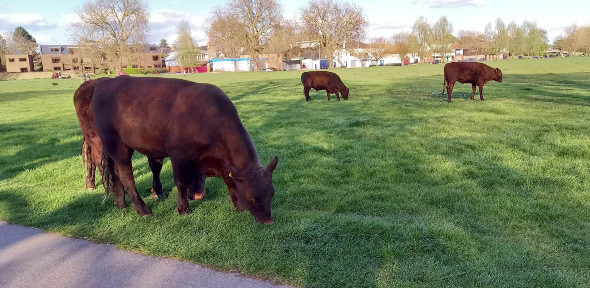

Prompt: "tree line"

[2,0,588,73]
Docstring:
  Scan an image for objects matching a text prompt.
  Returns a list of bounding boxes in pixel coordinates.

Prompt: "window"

[72,58,79,63]
[52,58,60,63]
[54,67,61,71]
[132,65,138,68]
[19,58,27,62]
[50,48,59,52]
[150,47,156,51]
[152,56,159,61]
[8,58,15,62]
[73,66,80,70]
[20,68,28,72]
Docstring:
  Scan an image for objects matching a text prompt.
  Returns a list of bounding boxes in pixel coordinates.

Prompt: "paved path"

[0,221,293,288]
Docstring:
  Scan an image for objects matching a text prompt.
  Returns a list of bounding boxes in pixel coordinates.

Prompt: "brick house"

[5,52,34,72]
[39,44,164,73]
[39,45,99,74]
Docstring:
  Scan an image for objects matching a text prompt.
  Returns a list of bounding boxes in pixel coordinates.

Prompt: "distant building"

[5,52,34,72]
[38,44,165,74]
[39,45,98,74]
[164,46,209,73]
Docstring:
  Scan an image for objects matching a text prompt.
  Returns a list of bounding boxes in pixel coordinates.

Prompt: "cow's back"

[91,77,245,159]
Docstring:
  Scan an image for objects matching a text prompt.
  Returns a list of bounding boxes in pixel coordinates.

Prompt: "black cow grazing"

[90,77,278,224]
[443,62,503,102]
[301,71,349,101]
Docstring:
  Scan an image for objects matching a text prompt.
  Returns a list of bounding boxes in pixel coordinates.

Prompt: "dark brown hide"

[91,77,278,223]
[443,62,503,102]
[301,71,349,101]
[73,78,167,200]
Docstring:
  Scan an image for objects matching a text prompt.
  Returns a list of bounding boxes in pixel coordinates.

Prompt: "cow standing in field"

[301,71,349,101]
[443,62,503,102]
[90,77,278,224]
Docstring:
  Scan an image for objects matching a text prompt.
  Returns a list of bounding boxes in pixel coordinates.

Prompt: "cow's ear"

[228,167,243,180]
[267,156,278,173]
[495,68,501,74]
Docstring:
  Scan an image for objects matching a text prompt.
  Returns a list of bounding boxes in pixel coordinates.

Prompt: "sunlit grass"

[1,57,590,287]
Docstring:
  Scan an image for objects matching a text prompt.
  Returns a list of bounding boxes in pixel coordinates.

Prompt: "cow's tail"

[101,151,115,201]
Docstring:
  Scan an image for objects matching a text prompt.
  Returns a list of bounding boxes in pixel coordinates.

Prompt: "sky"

[1,0,589,46]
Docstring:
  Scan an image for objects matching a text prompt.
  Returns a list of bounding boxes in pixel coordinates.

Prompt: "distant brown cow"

[443,62,503,102]
[301,71,349,101]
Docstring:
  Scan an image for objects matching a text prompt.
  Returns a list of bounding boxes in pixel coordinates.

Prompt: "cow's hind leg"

[447,81,455,102]
[148,157,166,200]
[326,91,331,101]
[479,85,485,101]
[304,87,311,101]
[471,85,476,100]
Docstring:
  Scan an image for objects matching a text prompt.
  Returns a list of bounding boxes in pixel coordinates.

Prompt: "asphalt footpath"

[0,221,294,288]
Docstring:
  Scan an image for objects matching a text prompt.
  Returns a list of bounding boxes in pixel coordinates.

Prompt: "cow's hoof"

[137,208,152,217]
[114,201,127,209]
[151,188,167,200]
[188,190,205,200]
[177,206,191,215]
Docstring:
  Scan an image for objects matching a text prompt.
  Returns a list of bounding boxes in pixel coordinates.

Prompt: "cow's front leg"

[187,173,206,200]
[326,91,331,101]
[471,85,476,100]
[336,92,340,101]
[170,159,192,215]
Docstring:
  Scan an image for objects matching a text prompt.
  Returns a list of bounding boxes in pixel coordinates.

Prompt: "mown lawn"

[1,57,590,287]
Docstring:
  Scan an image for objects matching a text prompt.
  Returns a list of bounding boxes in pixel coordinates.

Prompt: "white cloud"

[0,13,56,29]
[413,0,483,8]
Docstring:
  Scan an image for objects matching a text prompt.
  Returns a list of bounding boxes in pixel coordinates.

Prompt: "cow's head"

[495,68,503,83]
[342,87,349,100]
[231,156,278,224]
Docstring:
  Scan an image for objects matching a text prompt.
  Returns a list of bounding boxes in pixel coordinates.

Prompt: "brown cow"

[443,62,503,102]
[73,78,169,200]
[301,71,349,101]
[91,77,278,224]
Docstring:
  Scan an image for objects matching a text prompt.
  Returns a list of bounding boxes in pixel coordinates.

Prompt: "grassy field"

[1,57,590,287]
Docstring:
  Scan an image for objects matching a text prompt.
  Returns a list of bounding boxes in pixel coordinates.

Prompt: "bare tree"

[366,37,393,65]
[265,18,304,60]
[70,0,150,72]
[175,20,200,69]
[207,0,282,71]
[300,0,367,68]
[459,30,484,52]
[392,32,419,65]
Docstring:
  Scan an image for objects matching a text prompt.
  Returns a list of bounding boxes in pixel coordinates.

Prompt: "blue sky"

[1,0,588,45]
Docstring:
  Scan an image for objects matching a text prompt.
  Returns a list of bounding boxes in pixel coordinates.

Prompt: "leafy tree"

[411,16,432,62]
[300,0,367,68]
[431,16,454,62]
[158,39,170,49]
[175,20,200,69]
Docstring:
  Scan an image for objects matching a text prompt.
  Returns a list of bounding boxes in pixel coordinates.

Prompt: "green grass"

[1,57,590,287]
